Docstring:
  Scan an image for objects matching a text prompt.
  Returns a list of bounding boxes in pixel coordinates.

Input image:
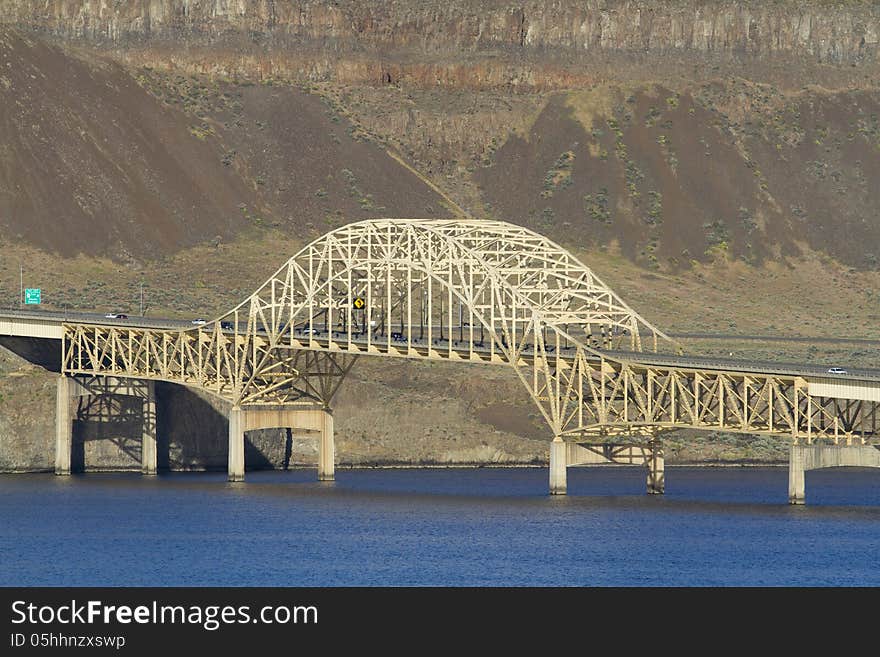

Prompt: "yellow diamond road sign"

[353,297,365,310]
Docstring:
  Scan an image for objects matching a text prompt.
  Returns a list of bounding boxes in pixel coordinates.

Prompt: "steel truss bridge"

[2,219,880,503]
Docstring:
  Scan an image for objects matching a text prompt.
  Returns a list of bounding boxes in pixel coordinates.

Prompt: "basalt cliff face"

[2,1,880,88]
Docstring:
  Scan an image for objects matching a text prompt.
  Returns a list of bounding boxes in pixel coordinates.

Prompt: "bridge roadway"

[2,308,879,383]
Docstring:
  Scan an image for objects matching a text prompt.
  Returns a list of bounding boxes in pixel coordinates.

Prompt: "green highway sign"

[24,288,41,305]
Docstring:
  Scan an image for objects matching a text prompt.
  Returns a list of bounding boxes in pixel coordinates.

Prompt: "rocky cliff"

[2,2,879,88]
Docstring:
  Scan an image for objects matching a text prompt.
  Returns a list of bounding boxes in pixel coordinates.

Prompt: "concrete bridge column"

[646,439,665,495]
[318,410,335,482]
[54,375,72,476]
[788,446,806,505]
[228,406,245,482]
[226,406,335,482]
[789,444,880,504]
[550,437,567,495]
[141,380,157,476]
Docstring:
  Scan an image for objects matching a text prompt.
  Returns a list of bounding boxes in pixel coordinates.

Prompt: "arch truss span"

[218,219,672,424]
[62,218,674,433]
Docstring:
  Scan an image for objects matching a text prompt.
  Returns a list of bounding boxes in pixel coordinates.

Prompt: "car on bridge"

[104,313,128,320]
[191,318,207,325]
[826,367,848,375]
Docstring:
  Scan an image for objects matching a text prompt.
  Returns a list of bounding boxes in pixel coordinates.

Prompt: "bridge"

[2,218,879,504]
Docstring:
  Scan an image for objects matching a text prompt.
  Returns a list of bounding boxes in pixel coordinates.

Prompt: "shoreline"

[0,461,790,475]
[335,462,790,469]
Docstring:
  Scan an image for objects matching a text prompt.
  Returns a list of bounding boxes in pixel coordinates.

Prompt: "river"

[1,467,879,586]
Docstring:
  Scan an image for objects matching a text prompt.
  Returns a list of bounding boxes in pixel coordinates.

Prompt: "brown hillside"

[131,69,452,236]
[0,28,452,260]
[0,28,261,259]
[475,84,880,270]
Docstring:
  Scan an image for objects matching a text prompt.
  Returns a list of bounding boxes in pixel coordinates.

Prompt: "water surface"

[1,467,878,586]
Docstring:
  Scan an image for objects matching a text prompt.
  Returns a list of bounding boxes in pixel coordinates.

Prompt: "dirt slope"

[475,84,880,270]
[0,28,263,259]
[0,28,452,260]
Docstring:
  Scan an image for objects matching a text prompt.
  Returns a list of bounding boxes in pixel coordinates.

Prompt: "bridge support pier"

[789,444,880,504]
[549,437,567,495]
[227,406,335,482]
[317,411,335,482]
[646,440,665,495]
[54,375,72,476]
[141,380,157,476]
[228,407,245,482]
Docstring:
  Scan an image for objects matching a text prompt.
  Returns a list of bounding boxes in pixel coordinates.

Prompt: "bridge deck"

[3,309,879,384]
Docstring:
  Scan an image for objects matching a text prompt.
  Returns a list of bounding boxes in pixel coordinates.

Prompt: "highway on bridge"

[2,308,879,383]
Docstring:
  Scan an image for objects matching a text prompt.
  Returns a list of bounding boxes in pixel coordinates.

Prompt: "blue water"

[1,467,879,586]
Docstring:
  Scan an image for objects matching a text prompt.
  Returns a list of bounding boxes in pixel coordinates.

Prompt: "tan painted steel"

[58,218,879,444]
[0,316,63,340]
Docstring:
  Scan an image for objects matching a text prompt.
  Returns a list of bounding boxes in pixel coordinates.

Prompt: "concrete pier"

[789,444,880,504]
[141,380,157,476]
[227,406,334,482]
[228,406,245,482]
[54,376,160,475]
[54,375,71,476]
[646,440,665,495]
[549,438,567,495]
[318,411,335,482]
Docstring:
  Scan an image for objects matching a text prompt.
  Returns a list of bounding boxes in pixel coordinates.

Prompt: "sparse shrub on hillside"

[645,191,662,225]
[607,118,623,139]
[541,150,575,198]
[644,106,662,128]
[623,159,643,199]
[739,207,757,233]
[341,168,365,200]
[807,159,828,180]
[641,236,660,269]
[584,188,610,224]
[703,219,729,246]
[188,125,210,140]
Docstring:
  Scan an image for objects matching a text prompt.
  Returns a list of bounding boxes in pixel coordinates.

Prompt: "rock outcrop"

[2,2,878,89]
